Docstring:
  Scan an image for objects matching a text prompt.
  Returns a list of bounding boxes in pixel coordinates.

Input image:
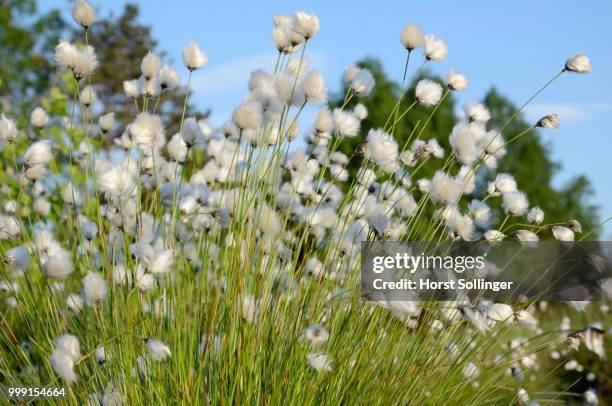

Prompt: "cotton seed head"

[304,324,329,346]
[400,23,423,50]
[423,34,448,62]
[233,101,263,131]
[353,103,368,120]
[527,207,544,225]
[50,349,78,383]
[180,117,203,148]
[72,45,98,79]
[502,191,529,216]
[5,245,30,272]
[446,70,469,91]
[464,101,491,123]
[123,79,140,98]
[349,68,375,96]
[130,113,164,149]
[56,334,81,362]
[183,41,208,71]
[294,11,320,39]
[552,226,574,242]
[30,107,49,128]
[146,338,171,361]
[72,0,96,29]
[79,85,97,107]
[313,108,334,134]
[24,140,53,167]
[567,219,582,233]
[565,52,591,73]
[83,272,108,305]
[415,79,443,106]
[98,112,115,133]
[536,114,559,129]
[141,51,161,80]
[302,69,327,102]
[430,171,463,204]
[159,65,181,90]
[0,114,18,142]
[333,109,360,138]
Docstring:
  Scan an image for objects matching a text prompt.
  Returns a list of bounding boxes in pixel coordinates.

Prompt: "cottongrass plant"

[0,2,609,404]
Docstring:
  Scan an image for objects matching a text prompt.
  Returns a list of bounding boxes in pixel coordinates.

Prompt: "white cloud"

[190,52,275,98]
[525,103,588,122]
[525,102,612,123]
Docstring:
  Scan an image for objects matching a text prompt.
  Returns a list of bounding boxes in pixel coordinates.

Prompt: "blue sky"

[42,0,612,236]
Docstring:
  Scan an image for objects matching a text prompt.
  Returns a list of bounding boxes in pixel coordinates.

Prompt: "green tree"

[0,0,65,114]
[71,3,206,132]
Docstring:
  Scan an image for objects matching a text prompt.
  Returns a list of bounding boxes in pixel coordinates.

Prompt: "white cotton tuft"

[565,52,591,73]
[123,79,140,98]
[484,230,506,242]
[464,101,490,123]
[364,128,398,173]
[257,203,281,235]
[400,23,423,50]
[159,65,181,90]
[146,338,171,361]
[312,109,333,135]
[304,325,329,346]
[294,11,320,39]
[56,334,81,362]
[24,140,53,167]
[423,34,448,62]
[307,352,332,372]
[167,133,187,163]
[50,349,78,383]
[233,101,263,131]
[82,272,108,306]
[98,166,135,197]
[72,45,98,79]
[415,79,443,106]
[141,51,161,80]
[30,107,49,128]
[333,109,360,137]
[72,0,96,29]
[183,41,208,71]
[430,171,463,204]
[79,85,97,107]
[552,226,574,242]
[5,246,30,272]
[527,207,544,225]
[448,122,480,165]
[536,114,559,129]
[353,103,368,120]
[494,173,517,194]
[502,191,529,216]
[0,114,18,142]
[349,68,375,96]
[446,70,468,91]
[302,70,327,102]
[130,113,164,149]
[98,112,115,133]
[142,76,161,97]
[180,117,203,148]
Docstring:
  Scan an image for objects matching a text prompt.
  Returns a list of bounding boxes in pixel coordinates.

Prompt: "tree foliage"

[71,3,206,133]
[0,0,65,114]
